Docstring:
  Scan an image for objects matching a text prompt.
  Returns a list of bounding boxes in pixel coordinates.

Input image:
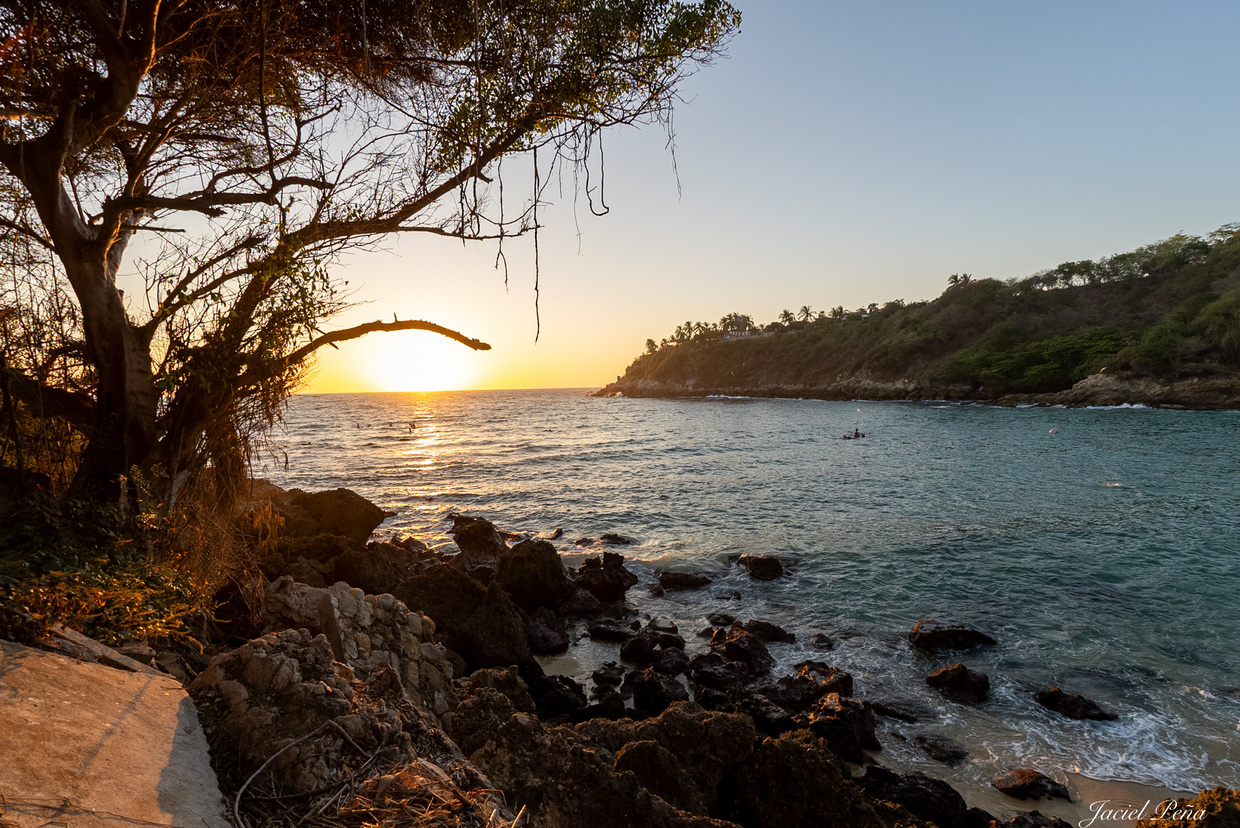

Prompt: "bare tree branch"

[283,318,491,368]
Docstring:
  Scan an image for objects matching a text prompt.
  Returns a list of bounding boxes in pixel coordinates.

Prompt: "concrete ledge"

[0,639,230,828]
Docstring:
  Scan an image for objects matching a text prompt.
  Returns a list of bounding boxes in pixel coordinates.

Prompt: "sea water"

[260,389,1240,793]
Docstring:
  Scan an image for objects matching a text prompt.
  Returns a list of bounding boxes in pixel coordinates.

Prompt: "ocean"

[259,388,1240,795]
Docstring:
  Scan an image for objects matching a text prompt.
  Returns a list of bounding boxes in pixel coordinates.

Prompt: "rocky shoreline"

[594,369,1240,411]
[166,482,1240,827]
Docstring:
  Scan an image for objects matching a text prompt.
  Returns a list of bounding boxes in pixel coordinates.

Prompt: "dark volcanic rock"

[809,632,835,650]
[915,733,969,766]
[926,662,990,703]
[738,619,795,643]
[526,606,570,654]
[758,662,853,713]
[392,564,530,668]
[328,540,422,595]
[621,630,665,665]
[577,551,639,602]
[689,653,748,697]
[1134,787,1240,828]
[711,627,775,677]
[589,621,637,643]
[707,613,735,627]
[614,740,707,814]
[627,668,690,715]
[288,487,387,545]
[559,587,604,616]
[860,766,970,828]
[450,690,711,828]
[731,693,795,736]
[992,769,1072,801]
[1034,686,1118,721]
[497,539,574,609]
[592,662,625,687]
[599,533,634,545]
[654,647,690,677]
[736,554,785,581]
[798,693,880,763]
[908,620,997,651]
[719,731,884,828]
[527,673,588,717]
[996,813,1072,828]
[574,701,756,818]
[657,571,713,591]
[469,665,536,712]
[451,515,507,562]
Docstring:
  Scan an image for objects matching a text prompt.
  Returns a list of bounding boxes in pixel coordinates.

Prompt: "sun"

[361,333,483,392]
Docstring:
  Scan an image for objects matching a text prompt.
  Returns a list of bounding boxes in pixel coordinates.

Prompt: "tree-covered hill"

[598,227,1240,408]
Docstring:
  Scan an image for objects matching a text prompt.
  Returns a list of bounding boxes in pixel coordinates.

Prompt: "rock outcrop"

[908,620,997,651]
[1034,686,1118,720]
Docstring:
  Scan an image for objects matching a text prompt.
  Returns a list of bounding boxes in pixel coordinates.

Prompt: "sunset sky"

[307,0,1240,393]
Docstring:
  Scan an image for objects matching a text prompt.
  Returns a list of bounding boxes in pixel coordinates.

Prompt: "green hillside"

[600,226,1240,404]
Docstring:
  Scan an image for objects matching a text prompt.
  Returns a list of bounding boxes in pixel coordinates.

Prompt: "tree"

[798,305,813,323]
[0,0,740,502]
[645,338,659,355]
[778,309,795,327]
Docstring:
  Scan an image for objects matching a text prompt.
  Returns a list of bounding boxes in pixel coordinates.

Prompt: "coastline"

[593,369,1240,411]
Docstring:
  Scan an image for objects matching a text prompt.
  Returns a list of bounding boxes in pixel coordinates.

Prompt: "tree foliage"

[0,0,740,502]
[626,226,1240,396]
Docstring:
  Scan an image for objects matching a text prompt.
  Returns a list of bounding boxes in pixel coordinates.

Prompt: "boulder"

[711,627,775,677]
[718,731,884,828]
[392,564,530,668]
[809,632,835,650]
[559,587,604,616]
[1134,786,1240,828]
[450,690,716,828]
[600,533,634,545]
[614,740,707,814]
[627,668,691,715]
[497,539,574,609]
[288,487,387,545]
[757,662,853,713]
[274,533,355,565]
[573,701,757,816]
[621,630,666,665]
[908,620,997,651]
[992,769,1071,801]
[658,571,713,591]
[590,621,638,643]
[527,673,588,718]
[707,613,735,627]
[797,693,880,763]
[577,551,639,602]
[328,541,422,595]
[859,766,970,828]
[689,653,749,697]
[738,619,795,643]
[450,515,507,579]
[993,814,1072,828]
[915,733,969,766]
[1034,686,1118,721]
[736,554,784,581]
[525,606,569,654]
[730,693,795,736]
[592,662,625,687]
[926,663,990,704]
[654,647,691,677]
[468,666,536,712]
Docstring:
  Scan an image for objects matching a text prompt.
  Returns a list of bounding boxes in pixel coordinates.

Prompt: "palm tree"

[779,309,796,326]
[948,274,961,287]
[798,305,813,323]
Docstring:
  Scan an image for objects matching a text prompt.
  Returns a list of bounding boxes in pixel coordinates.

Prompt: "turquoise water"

[263,389,1240,792]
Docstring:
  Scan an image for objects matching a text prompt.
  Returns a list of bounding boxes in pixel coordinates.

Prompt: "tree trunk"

[65,257,159,503]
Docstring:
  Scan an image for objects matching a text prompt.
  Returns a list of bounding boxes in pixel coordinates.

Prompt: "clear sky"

[307,0,1240,393]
